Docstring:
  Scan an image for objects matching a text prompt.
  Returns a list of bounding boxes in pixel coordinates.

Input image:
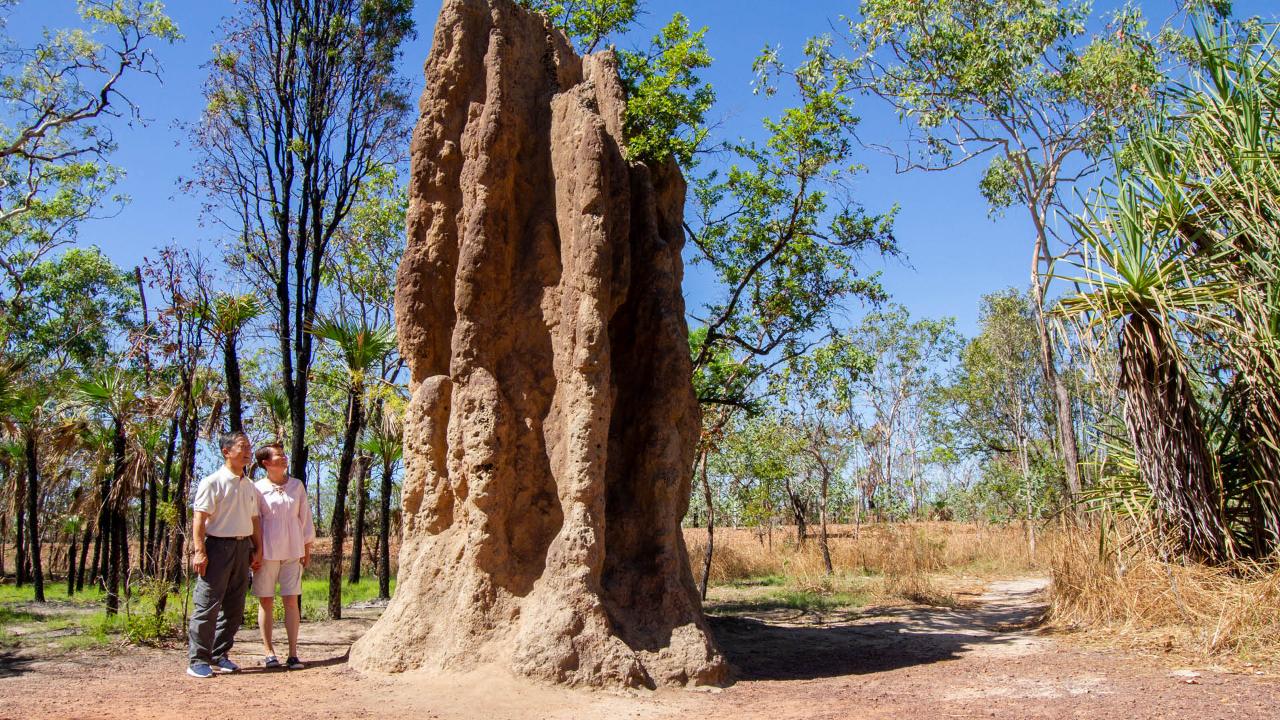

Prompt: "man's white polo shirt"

[193,465,260,538]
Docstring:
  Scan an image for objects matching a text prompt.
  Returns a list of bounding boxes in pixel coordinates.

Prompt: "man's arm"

[192,511,209,576]
[251,515,263,572]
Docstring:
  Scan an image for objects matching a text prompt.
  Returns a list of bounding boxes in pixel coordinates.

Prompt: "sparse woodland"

[3,0,1280,677]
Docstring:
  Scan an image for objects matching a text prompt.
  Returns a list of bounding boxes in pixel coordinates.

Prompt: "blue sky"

[7,0,1278,337]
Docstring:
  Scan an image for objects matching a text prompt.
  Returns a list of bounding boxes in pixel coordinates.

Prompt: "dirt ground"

[2,577,1277,720]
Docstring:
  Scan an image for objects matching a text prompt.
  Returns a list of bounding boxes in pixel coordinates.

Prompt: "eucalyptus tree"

[847,306,960,521]
[309,318,396,618]
[191,0,415,485]
[778,334,875,572]
[0,0,179,286]
[932,290,1059,550]
[811,0,1169,501]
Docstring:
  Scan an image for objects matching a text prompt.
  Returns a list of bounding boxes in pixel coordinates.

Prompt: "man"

[187,431,263,678]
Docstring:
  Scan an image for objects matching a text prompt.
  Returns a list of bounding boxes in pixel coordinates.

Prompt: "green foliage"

[689,44,896,413]
[1059,14,1280,560]
[619,14,715,166]
[309,317,397,387]
[0,246,137,369]
[0,1,180,281]
[516,0,638,53]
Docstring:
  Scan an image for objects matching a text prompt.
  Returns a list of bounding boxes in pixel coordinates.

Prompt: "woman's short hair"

[254,442,286,473]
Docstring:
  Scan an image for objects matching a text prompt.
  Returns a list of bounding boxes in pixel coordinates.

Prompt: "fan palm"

[74,367,145,613]
[209,293,263,433]
[309,317,396,618]
[1061,17,1280,561]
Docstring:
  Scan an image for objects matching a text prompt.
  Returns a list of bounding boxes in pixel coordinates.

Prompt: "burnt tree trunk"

[25,432,44,601]
[328,387,363,618]
[377,454,394,600]
[348,454,371,584]
[225,332,244,433]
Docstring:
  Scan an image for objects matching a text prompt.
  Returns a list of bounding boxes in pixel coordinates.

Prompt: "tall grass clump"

[1050,528,1280,662]
[686,521,1048,606]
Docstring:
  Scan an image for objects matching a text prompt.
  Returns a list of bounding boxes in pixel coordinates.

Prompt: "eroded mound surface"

[348,0,726,688]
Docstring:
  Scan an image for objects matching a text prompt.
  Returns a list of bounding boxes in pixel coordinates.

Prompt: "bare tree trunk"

[377,455,393,600]
[225,332,244,433]
[698,449,714,601]
[1029,224,1082,503]
[66,531,78,596]
[14,464,26,586]
[77,519,91,591]
[348,455,371,584]
[90,518,104,591]
[25,432,45,601]
[106,418,126,615]
[0,500,6,579]
[149,414,177,574]
[329,387,364,619]
[819,466,833,575]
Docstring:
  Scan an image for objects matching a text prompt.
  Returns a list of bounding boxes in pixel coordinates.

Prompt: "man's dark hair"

[218,431,250,454]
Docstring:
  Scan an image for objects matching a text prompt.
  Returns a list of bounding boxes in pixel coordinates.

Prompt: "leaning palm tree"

[1062,176,1237,562]
[1063,17,1280,561]
[209,293,263,434]
[309,317,396,619]
[74,368,146,614]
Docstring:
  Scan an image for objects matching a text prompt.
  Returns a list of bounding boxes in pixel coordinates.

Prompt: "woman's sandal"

[286,656,305,670]
[263,656,281,669]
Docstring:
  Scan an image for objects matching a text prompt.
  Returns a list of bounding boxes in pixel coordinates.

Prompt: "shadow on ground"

[709,584,1047,681]
[0,650,34,678]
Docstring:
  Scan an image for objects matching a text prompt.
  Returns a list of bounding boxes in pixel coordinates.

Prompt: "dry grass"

[683,521,1048,607]
[1049,529,1280,665]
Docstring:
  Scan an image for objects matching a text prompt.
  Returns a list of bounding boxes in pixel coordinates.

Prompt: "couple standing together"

[186,432,316,678]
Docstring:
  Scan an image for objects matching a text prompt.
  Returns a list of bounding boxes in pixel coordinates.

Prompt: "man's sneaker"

[286,656,305,670]
[187,663,214,679]
[212,657,241,673]
[263,655,281,669]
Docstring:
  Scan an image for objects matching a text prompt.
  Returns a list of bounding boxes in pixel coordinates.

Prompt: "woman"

[251,442,315,670]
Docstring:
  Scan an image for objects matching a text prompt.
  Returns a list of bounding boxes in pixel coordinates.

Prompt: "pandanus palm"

[75,368,145,613]
[209,293,263,434]
[309,317,396,618]
[1064,18,1280,561]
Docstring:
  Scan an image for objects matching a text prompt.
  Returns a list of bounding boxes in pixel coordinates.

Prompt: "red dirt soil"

[2,578,1277,719]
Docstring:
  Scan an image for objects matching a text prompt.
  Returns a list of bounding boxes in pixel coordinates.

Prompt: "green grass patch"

[0,582,104,606]
[729,574,787,588]
[1,574,400,648]
[708,586,870,615]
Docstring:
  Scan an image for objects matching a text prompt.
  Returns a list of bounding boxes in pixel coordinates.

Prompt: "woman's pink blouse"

[253,476,316,561]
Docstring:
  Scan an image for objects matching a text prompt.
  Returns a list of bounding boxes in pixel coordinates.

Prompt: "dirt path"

[2,578,1277,719]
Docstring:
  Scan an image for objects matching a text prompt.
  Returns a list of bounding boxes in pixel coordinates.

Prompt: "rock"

[348,0,727,689]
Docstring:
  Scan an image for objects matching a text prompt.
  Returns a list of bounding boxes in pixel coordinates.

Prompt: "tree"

[817,0,1165,502]
[191,0,414,485]
[309,317,395,618]
[209,293,261,434]
[779,334,875,571]
[360,416,402,600]
[1060,14,1280,560]
[0,0,178,284]
[846,306,959,522]
[932,290,1059,550]
[74,368,144,615]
